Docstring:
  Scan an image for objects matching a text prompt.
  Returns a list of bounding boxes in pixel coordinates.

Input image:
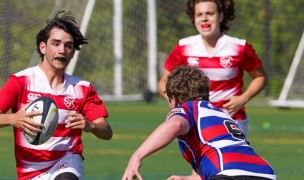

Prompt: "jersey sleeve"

[164,44,186,72]
[82,84,109,121]
[242,42,263,72]
[165,105,194,130]
[0,75,22,113]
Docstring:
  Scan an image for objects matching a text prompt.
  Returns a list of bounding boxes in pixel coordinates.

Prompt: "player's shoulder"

[200,100,221,111]
[166,107,186,120]
[14,66,37,77]
[223,34,247,46]
[64,73,91,87]
[179,34,202,46]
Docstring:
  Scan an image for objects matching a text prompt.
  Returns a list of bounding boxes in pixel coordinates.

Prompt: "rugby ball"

[23,96,59,145]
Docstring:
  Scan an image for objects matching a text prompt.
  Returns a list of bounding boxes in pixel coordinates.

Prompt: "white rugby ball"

[23,96,59,145]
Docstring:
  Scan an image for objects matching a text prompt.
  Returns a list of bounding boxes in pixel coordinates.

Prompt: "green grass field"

[1,100,304,180]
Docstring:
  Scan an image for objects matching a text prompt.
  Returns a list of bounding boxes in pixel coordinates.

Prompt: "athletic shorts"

[31,153,83,180]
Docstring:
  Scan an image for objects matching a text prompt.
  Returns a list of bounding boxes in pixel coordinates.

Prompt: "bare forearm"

[158,69,171,99]
[91,123,112,140]
[86,119,113,140]
[0,114,13,127]
[137,124,177,159]
[134,117,189,161]
[242,76,267,103]
[158,80,168,99]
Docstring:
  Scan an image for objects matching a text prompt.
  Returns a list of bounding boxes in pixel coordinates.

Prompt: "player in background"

[158,0,268,137]
[122,66,276,180]
[159,1,268,179]
[0,11,112,180]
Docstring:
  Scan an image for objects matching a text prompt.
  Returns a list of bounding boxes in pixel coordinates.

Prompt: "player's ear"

[219,12,224,23]
[39,41,46,55]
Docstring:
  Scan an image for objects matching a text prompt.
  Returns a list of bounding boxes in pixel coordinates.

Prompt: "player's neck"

[38,64,65,91]
[201,33,222,53]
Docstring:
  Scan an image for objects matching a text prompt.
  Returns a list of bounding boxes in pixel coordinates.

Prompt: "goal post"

[66,0,158,102]
[269,29,304,108]
[2,1,303,104]
[66,0,96,75]
[101,0,158,101]
[147,0,158,94]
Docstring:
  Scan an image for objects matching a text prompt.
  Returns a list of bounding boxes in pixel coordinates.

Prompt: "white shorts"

[31,153,83,180]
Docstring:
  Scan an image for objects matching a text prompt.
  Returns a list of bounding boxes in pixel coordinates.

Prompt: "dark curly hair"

[166,66,209,105]
[186,0,235,32]
[36,11,88,59]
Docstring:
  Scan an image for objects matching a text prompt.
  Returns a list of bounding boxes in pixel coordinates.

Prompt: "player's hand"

[65,112,87,129]
[167,174,201,180]
[121,155,143,180]
[167,175,184,180]
[8,106,43,135]
[222,96,246,116]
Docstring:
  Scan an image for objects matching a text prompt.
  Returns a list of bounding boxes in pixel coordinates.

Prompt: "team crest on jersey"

[187,57,199,67]
[220,56,233,68]
[166,108,185,120]
[64,97,77,109]
[27,93,41,103]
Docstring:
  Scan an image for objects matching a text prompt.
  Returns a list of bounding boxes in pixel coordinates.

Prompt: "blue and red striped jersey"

[166,100,276,180]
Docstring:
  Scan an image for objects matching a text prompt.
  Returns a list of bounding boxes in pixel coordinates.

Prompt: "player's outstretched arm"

[121,115,190,180]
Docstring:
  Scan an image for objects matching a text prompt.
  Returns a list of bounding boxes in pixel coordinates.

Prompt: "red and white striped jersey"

[164,34,263,120]
[0,66,108,180]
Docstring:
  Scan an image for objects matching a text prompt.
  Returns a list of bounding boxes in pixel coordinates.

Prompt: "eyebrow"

[50,39,74,45]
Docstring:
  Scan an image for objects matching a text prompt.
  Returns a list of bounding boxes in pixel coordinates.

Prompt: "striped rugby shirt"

[164,34,263,120]
[0,66,108,180]
[166,100,276,180]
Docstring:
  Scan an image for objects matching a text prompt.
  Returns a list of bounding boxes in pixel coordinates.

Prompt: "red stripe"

[15,145,67,162]
[191,101,198,122]
[223,152,270,165]
[53,124,82,137]
[210,80,242,93]
[17,166,51,180]
[201,145,220,171]
[202,125,227,141]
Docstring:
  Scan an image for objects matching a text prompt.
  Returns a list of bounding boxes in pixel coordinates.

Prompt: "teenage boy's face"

[39,27,75,71]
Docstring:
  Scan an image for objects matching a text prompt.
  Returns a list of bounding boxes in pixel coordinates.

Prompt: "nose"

[58,44,65,54]
[201,14,208,22]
